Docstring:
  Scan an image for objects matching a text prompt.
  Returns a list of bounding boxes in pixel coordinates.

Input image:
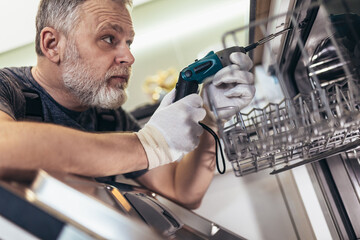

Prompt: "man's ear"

[39,27,62,63]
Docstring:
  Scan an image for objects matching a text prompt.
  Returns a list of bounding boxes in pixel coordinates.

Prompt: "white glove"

[136,89,206,169]
[202,52,256,120]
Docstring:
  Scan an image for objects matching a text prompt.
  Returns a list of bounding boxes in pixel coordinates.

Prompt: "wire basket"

[207,1,360,176]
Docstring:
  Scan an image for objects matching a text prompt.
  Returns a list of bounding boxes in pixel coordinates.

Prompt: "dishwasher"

[203,0,360,238]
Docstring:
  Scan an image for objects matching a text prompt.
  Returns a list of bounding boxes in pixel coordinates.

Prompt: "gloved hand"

[136,89,206,169]
[202,52,256,122]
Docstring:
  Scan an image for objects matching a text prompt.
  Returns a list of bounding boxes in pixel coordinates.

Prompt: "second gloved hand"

[136,89,206,169]
[202,52,256,121]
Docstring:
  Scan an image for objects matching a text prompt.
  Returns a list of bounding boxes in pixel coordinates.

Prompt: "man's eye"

[103,36,114,44]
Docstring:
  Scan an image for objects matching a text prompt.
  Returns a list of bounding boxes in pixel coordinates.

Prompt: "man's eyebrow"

[98,23,135,38]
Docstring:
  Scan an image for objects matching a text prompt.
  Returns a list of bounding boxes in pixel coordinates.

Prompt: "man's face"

[61,0,135,109]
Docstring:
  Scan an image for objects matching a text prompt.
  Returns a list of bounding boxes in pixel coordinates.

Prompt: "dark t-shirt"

[0,66,146,178]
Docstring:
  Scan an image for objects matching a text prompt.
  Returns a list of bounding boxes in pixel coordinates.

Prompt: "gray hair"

[35,0,133,56]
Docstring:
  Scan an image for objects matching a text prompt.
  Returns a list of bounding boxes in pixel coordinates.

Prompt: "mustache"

[105,66,132,81]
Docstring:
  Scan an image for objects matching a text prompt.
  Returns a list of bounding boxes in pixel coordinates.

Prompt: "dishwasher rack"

[208,2,360,176]
[218,84,360,176]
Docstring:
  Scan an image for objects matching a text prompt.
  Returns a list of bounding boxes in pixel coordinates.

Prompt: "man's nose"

[114,45,135,66]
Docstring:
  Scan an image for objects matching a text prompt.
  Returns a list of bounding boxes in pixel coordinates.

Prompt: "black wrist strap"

[199,123,226,174]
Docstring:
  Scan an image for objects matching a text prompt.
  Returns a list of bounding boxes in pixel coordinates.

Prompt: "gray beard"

[62,39,130,109]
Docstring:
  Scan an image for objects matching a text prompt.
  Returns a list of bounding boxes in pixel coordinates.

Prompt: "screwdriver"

[244,27,292,52]
[174,27,292,101]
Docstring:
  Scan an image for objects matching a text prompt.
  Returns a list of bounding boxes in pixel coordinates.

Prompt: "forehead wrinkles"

[81,1,134,35]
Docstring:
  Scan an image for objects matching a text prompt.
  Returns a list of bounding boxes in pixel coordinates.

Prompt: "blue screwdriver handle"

[174,46,246,102]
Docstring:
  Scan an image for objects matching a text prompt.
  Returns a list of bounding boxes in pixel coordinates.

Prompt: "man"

[0,0,255,209]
